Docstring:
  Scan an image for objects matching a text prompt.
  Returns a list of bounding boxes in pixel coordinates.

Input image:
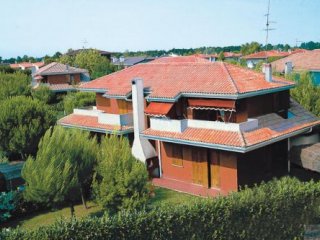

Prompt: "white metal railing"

[149,117,258,133]
[73,107,133,126]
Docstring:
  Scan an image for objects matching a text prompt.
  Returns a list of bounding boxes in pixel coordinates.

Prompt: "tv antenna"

[295,38,302,48]
[82,39,88,49]
[263,0,276,50]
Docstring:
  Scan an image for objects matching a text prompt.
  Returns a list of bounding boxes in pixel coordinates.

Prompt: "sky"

[1,0,319,58]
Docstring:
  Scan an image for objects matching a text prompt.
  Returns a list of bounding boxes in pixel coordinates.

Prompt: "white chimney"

[285,61,293,75]
[263,63,272,82]
[131,78,156,163]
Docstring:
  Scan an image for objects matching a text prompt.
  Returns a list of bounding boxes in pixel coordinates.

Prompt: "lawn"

[3,187,196,230]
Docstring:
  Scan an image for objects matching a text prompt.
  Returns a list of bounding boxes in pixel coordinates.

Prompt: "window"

[287,111,295,119]
[172,145,183,167]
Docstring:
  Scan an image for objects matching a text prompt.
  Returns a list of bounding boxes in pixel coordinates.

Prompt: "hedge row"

[2,177,320,240]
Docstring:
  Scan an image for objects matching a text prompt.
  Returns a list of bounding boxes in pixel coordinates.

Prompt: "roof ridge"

[221,62,240,94]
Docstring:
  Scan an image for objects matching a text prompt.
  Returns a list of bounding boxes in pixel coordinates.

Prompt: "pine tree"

[22,126,98,217]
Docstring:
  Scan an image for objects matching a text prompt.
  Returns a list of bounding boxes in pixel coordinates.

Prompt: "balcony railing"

[149,117,258,133]
[73,107,133,126]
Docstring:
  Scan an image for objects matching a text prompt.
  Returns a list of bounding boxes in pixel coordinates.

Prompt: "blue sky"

[1,0,319,58]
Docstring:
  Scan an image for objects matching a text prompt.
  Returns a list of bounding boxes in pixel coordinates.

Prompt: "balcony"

[149,117,258,133]
[73,106,133,126]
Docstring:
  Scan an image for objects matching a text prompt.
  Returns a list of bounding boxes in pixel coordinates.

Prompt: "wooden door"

[210,150,220,188]
[192,147,209,187]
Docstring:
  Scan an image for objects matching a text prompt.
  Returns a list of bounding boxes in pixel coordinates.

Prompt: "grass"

[3,187,196,230]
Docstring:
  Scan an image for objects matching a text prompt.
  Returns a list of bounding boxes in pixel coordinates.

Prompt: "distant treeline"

[2,41,320,63]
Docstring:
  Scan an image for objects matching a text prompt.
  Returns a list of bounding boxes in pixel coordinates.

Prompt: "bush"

[31,86,54,104]
[0,72,31,101]
[63,92,96,114]
[0,191,18,224]
[0,96,56,159]
[1,177,320,239]
[93,135,150,214]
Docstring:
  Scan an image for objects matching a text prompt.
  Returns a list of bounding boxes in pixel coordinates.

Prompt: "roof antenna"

[263,0,276,50]
[82,39,88,49]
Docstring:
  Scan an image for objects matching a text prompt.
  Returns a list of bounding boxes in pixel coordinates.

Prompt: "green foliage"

[31,86,54,104]
[290,72,320,116]
[218,52,225,61]
[74,49,116,79]
[2,177,320,239]
[0,152,9,164]
[93,135,150,214]
[0,191,17,223]
[240,42,262,55]
[58,54,75,66]
[267,56,284,63]
[0,72,31,101]
[0,96,56,159]
[63,91,96,114]
[22,127,98,211]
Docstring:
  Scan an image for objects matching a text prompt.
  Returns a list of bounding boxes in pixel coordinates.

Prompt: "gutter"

[58,122,134,135]
[145,85,294,102]
[141,125,315,153]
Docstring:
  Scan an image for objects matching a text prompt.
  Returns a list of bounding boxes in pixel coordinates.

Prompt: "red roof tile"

[58,114,133,133]
[10,62,45,69]
[271,49,320,72]
[79,56,294,100]
[34,62,88,76]
[242,50,290,60]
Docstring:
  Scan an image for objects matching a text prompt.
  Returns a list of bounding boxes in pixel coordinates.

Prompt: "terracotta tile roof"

[242,50,290,60]
[34,62,88,76]
[271,49,320,72]
[79,56,294,100]
[10,62,45,69]
[142,100,320,151]
[193,52,241,59]
[58,114,133,134]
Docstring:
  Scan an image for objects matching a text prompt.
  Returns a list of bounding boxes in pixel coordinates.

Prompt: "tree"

[92,135,150,214]
[0,72,31,101]
[58,54,75,66]
[241,42,262,55]
[290,72,320,116]
[22,127,98,216]
[74,49,116,79]
[31,85,54,104]
[218,52,225,61]
[63,91,96,114]
[0,96,56,159]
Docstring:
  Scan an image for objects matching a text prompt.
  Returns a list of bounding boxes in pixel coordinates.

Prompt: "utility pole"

[295,39,302,48]
[82,39,88,49]
[263,0,276,50]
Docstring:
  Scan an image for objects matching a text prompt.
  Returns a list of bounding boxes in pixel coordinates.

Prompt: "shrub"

[31,86,54,104]
[0,72,31,101]
[1,177,320,239]
[0,96,56,159]
[63,91,96,114]
[93,135,150,214]
[0,191,17,224]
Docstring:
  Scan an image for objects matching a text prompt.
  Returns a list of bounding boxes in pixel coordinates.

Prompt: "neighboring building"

[271,49,320,84]
[58,56,320,196]
[242,50,290,68]
[66,49,112,60]
[194,52,242,62]
[10,62,45,70]
[0,162,24,192]
[111,56,156,68]
[32,62,90,92]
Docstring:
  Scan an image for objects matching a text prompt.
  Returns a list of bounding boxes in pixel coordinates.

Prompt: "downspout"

[157,140,162,177]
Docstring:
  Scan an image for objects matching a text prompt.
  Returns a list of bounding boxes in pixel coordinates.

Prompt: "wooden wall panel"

[209,150,220,188]
[96,94,132,114]
[219,152,238,192]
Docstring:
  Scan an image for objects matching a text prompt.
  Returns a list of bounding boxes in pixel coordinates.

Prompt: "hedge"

[2,177,320,240]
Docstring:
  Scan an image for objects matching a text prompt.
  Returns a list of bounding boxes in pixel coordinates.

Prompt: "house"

[66,49,112,60]
[194,52,242,62]
[58,56,320,196]
[10,62,45,70]
[32,62,90,92]
[271,49,320,84]
[242,50,290,69]
[111,56,156,68]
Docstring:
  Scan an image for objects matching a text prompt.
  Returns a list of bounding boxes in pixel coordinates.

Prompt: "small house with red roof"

[242,50,290,69]
[271,49,320,84]
[58,56,320,196]
[10,62,45,70]
[32,62,90,92]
